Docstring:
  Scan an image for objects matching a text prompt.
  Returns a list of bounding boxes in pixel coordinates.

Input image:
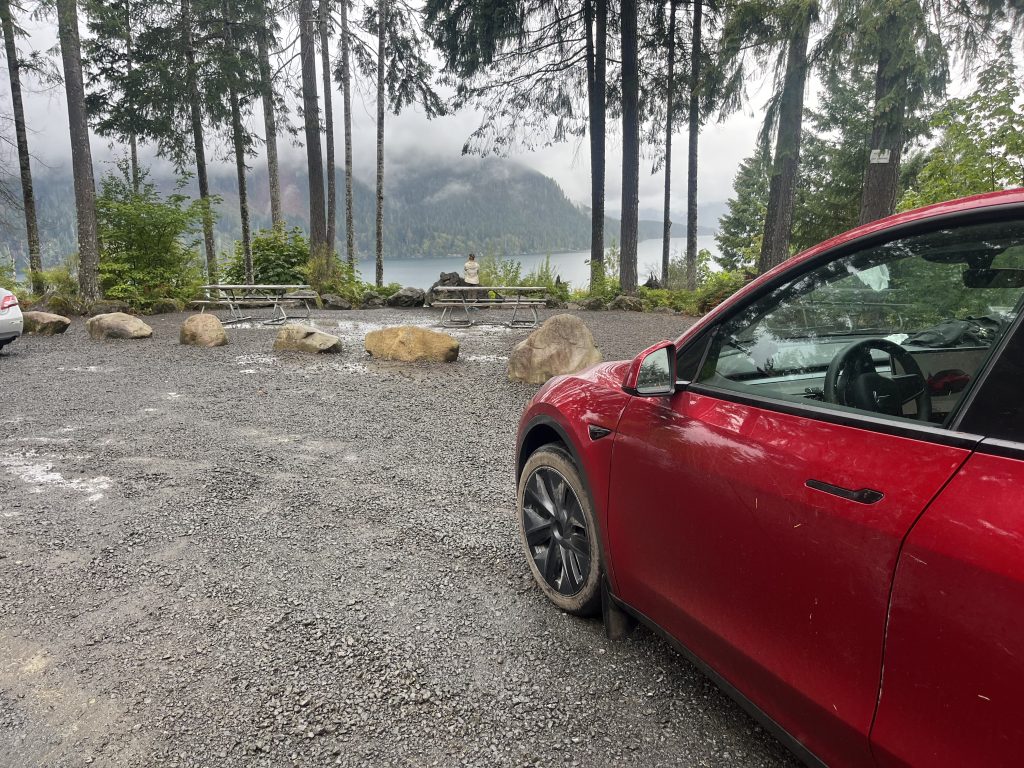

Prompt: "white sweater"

[464,261,480,284]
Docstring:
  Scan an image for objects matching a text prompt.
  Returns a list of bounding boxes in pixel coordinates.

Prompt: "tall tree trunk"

[300,0,328,254]
[182,0,217,279]
[125,8,139,194]
[223,0,252,282]
[859,43,906,224]
[0,0,41,294]
[257,0,282,227]
[374,0,385,287]
[619,0,639,295]
[757,7,811,274]
[56,0,100,300]
[129,133,139,192]
[229,87,253,282]
[340,0,355,266]
[684,0,702,290]
[320,0,336,253]
[662,0,678,288]
[585,0,607,289]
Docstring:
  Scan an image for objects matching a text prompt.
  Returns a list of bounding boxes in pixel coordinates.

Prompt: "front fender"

[515,370,633,591]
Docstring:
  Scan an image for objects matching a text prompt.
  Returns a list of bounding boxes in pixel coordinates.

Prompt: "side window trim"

[686,379,983,451]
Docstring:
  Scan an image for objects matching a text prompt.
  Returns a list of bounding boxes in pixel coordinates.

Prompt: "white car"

[0,287,23,351]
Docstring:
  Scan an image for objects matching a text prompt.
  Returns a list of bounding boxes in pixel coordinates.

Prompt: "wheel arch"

[517,413,619,589]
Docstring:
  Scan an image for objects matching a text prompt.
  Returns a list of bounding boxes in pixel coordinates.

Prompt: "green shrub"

[224,225,309,285]
[523,255,570,302]
[37,265,78,296]
[97,161,206,310]
[377,282,403,298]
[478,251,523,287]
[0,260,16,293]
[694,270,748,313]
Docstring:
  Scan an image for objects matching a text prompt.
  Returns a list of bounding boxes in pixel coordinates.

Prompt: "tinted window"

[696,219,1024,427]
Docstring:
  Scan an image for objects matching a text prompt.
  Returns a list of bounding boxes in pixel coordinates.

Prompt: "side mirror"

[624,341,677,396]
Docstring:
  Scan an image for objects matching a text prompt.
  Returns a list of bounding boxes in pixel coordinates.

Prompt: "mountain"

[0,155,718,270]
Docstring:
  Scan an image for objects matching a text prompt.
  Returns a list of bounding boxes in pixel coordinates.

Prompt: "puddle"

[0,451,111,501]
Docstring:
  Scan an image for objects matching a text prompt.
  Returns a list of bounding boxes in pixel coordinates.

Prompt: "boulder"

[85,312,153,340]
[386,287,426,308]
[360,291,385,309]
[426,271,468,306]
[88,299,132,316]
[273,324,342,354]
[507,314,602,384]
[322,294,353,310]
[544,294,567,309]
[608,295,644,312]
[364,326,459,363]
[580,297,606,311]
[149,298,183,314]
[21,311,71,336]
[180,314,228,347]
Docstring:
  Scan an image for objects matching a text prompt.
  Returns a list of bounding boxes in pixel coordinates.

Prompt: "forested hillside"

[0,156,679,269]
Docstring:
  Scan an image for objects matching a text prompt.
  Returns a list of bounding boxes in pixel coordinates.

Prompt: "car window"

[958,317,1024,443]
[696,219,1024,427]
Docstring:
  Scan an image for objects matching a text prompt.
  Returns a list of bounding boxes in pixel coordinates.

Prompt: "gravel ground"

[0,307,801,768]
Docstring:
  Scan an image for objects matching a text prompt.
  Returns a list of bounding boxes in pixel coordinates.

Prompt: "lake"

[356,236,719,290]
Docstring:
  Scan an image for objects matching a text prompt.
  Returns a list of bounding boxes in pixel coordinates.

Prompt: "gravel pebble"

[0,307,800,768]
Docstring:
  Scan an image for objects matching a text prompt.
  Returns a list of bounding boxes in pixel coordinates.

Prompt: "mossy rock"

[149,297,184,314]
[88,299,132,316]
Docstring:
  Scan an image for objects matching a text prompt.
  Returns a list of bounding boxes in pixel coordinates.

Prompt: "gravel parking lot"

[0,308,800,768]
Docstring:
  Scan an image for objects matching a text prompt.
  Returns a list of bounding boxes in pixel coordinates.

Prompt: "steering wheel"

[824,338,932,422]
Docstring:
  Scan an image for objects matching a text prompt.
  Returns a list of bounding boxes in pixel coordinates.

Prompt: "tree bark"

[300,0,327,254]
[320,0,336,253]
[619,0,639,295]
[758,7,811,274]
[129,133,139,192]
[340,0,355,266]
[374,0,386,287]
[223,0,252,282]
[662,0,677,287]
[257,0,282,227]
[585,0,607,290]
[859,43,906,224]
[125,7,139,194]
[229,87,253,282]
[182,0,217,280]
[684,0,702,290]
[56,0,100,300]
[0,0,41,293]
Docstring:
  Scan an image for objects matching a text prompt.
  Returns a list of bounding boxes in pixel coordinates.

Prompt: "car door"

[605,216,1024,767]
[871,319,1024,768]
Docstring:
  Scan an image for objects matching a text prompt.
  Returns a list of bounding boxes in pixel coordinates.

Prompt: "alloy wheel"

[521,466,592,595]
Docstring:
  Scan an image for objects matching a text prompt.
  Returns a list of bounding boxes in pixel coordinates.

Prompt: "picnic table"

[432,286,547,328]
[192,284,316,325]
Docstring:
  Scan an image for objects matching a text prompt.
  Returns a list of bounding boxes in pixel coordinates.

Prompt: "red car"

[515,190,1024,768]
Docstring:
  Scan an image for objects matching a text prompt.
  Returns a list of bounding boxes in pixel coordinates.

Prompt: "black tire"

[517,444,602,616]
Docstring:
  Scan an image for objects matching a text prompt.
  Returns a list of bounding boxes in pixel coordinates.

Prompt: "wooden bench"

[432,286,547,328]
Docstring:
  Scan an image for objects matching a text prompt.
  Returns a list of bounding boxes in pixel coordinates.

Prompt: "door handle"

[806,479,884,505]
